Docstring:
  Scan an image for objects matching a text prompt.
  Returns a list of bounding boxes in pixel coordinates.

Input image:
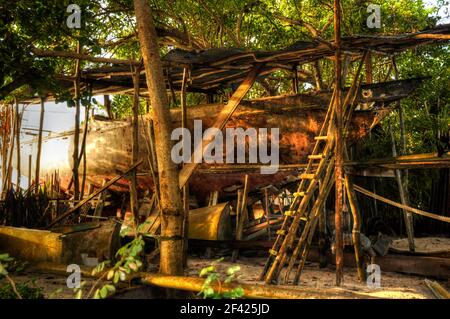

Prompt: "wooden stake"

[35,97,45,194]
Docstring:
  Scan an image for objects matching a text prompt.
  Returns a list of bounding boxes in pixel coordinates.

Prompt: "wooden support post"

[180,67,190,267]
[5,105,15,192]
[292,65,299,94]
[313,61,324,91]
[14,98,21,189]
[344,175,365,281]
[104,95,113,119]
[389,125,415,251]
[178,63,264,189]
[232,175,249,262]
[35,97,45,194]
[80,103,90,199]
[28,154,32,189]
[391,57,415,252]
[72,42,82,201]
[365,52,373,84]
[232,189,243,262]
[93,179,107,217]
[130,65,141,225]
[264,188,271,240]
[334,0,344,286]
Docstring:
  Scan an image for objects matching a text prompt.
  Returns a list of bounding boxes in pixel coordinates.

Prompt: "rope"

[353,183,450,224]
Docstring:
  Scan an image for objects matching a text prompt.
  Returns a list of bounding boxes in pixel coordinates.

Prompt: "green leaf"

[107,269,114,280]
[104,284,116,294]
[99,286,108,299]
[226,265,241,276]
[113,271,120,284]
[199,265,215,277]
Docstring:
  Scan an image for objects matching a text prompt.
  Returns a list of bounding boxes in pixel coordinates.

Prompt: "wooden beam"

[32,47,139,66]
[178,63,264,189]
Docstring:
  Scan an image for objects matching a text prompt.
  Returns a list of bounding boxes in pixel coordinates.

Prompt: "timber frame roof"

[25,24,450,101]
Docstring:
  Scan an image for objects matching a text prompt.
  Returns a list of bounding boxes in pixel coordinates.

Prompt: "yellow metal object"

[188,202,232,241]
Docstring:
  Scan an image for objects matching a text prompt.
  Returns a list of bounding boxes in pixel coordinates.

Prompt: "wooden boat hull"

[19,79,423,202]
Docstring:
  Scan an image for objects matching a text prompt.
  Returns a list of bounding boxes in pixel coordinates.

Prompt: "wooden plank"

[178,63,264,188]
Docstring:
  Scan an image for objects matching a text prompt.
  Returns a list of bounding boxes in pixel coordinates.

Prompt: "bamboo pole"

[232,175,249,262]
[35,97,45,194]
[333,0,344,286]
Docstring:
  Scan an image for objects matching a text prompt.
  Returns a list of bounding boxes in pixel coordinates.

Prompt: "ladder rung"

[300,216,308,222]
[269,249,278,256]
[284,210,295,217]
[300,174,316,180]
[314,136,329,141]
[276,230,287,235]
[294,192,307,197]
[308,154,325,160]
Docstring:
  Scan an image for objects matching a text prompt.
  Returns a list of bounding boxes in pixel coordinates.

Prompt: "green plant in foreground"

[0,253,43,299]
[199,258,244,299]
[74,235,145,299]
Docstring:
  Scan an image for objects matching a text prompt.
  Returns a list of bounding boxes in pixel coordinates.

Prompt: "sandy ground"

[391,237,450,254]
[12,256,446,299]
[186,257,447,299]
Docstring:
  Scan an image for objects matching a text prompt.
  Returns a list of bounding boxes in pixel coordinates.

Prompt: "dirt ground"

[391,237,450,254]
[11,255,447,299]
[186,257,448,299]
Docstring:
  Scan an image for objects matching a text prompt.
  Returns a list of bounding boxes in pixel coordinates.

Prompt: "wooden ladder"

[260,57,366,285]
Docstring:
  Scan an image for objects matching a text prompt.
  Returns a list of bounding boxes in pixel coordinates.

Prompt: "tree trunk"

[134,0,184,275]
